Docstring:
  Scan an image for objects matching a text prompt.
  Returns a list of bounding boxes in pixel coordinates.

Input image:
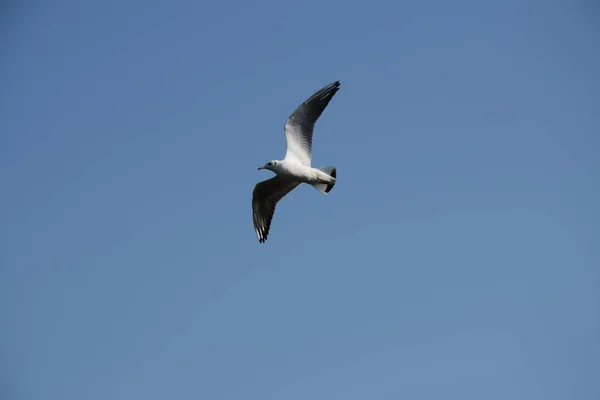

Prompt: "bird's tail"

[312,166,337,194]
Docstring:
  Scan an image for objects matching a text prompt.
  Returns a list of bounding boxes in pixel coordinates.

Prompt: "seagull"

[252,81,341,243]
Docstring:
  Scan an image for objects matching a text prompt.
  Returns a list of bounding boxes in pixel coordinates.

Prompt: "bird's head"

[258,160,279,171]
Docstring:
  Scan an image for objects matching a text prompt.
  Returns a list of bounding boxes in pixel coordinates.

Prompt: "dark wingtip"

[259,230,268,243]
[324,81,341,92]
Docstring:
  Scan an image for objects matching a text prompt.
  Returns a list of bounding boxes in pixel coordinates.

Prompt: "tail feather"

[312,166,337,194]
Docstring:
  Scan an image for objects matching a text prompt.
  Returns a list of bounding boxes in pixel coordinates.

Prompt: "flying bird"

[252,80,341,243]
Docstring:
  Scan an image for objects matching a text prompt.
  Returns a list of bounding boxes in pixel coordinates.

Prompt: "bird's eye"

[268,162,272,165]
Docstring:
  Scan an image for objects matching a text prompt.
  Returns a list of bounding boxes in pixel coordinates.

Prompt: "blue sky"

[1,0,599,399]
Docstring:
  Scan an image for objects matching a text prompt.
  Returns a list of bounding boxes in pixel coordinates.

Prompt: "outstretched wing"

[283,81,340,166]
[252,175,301,243]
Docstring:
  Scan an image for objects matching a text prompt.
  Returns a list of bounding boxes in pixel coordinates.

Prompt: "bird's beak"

[257,166,265,170]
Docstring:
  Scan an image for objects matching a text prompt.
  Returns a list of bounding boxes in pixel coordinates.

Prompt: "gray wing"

[283,81,340,166]
[252,175,301,243]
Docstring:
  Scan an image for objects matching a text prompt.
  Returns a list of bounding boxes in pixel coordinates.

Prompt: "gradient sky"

[1,1,599,399]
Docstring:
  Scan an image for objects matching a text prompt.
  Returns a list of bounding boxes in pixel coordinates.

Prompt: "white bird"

[252,81,341,243]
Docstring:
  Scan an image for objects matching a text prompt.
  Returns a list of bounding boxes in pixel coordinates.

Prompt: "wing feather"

[252,176,300,243]
[283,81,340,166]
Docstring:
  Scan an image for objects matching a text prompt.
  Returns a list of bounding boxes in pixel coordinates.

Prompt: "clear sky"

[1,0,599,399]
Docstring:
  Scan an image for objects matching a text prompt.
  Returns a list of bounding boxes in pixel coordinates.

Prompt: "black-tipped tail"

[312,166,337,194]
[325,167,336,193]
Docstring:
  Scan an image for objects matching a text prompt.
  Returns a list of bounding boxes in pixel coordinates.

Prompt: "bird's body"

[252,81,341,243]
[260,159,336,186]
